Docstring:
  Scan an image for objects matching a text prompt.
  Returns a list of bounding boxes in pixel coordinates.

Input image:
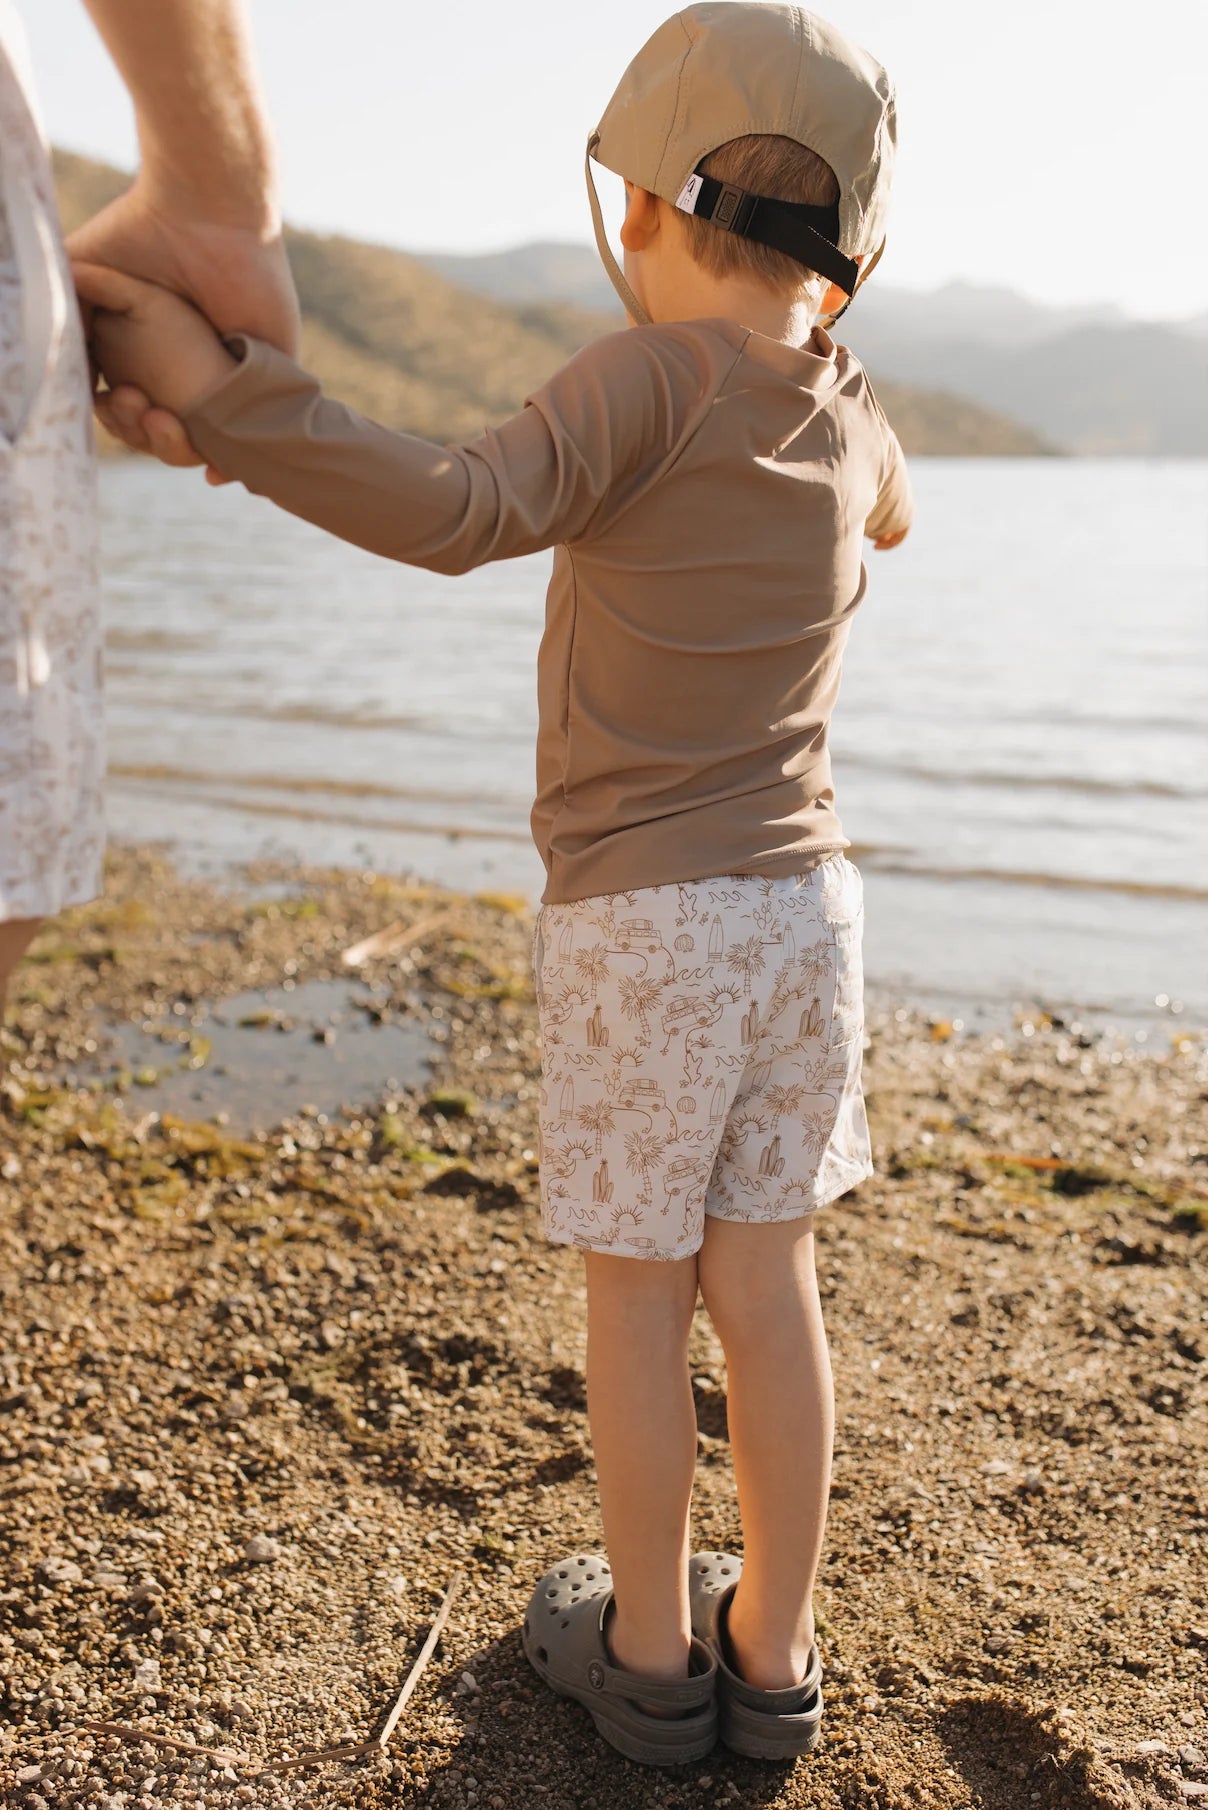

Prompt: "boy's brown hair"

[680,134,841,295]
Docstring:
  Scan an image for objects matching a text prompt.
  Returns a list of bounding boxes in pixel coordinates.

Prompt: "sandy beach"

[1,847,1205,1810]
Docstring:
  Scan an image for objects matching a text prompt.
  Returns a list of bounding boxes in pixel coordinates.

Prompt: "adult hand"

[68,171,299,463]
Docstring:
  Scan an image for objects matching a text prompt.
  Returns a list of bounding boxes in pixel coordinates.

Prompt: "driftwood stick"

[341,910,452,968]
[253,1740,371,1776]
[79,1721,247,1766]
[83,1569,465,1781]
[376,1569,465,1750]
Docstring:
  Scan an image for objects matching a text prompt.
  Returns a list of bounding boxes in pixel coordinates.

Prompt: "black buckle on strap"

[712,183,757,235]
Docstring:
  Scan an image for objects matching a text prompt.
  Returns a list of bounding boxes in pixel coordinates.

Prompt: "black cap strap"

[678,169,858,297]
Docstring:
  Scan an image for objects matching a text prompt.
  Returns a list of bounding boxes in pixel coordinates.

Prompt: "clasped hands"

[67,172,300,477]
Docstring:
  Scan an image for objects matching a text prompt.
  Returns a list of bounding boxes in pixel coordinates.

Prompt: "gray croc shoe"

[689,1551,823,1761]
[522,1553,718,1767]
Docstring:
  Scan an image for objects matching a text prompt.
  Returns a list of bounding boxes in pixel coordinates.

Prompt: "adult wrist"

[137,145,282,239]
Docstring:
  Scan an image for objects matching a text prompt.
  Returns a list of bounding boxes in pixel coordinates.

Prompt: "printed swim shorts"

[533,855,872,1261]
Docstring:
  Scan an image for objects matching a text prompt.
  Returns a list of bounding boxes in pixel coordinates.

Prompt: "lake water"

[99,458,1207,1027]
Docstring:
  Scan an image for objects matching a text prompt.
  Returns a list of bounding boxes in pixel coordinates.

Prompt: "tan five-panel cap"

[586,2,896,325]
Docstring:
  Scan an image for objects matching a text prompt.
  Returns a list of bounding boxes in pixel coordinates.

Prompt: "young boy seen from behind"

[77,1,911,1768]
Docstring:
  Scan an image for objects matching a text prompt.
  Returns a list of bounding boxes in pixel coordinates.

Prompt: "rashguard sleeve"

[860,378,914,541]
[181,329,692,576]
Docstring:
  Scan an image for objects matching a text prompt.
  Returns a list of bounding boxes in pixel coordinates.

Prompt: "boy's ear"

[820,253,865,323]
[619,184,661,254]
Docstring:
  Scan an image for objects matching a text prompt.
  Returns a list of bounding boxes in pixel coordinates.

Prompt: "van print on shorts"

[534,856,873,1261]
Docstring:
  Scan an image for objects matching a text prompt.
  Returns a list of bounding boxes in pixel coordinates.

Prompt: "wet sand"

[1,847,1206,1809]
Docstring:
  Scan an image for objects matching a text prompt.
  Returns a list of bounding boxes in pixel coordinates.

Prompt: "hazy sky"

[26,0,1208,318]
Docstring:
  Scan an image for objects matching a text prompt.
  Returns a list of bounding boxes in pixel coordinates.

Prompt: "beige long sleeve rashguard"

[183,316,912,904]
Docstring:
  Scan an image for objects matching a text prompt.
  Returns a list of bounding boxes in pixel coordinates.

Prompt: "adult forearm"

[81,0,279,229]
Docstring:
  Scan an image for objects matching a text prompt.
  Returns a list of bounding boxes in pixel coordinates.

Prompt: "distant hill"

[54,149,1051,457]
[422,243,1208,456]
[841,309,1208,457]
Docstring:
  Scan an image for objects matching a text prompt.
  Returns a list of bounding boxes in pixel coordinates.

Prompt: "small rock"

[16,1766,43,1785]
[243,1534,281,1564]
[1181,1748,1207,1769]
[984,1634,1013,1655]
[1180,1787,1208,1802]
[132,1658,161,1692]
[459,1671,480,1695]
[388,1575,408,1596]
[130,1469,158,1492]
[38,1557,83,1587]
[126,1583,162,1606]
[1136,1740,1172,1756]
[319,1320,344,1350]
[981,1460,1012,1477]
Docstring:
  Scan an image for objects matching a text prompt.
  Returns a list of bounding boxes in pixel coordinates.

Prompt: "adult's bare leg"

[0,918,41,1015]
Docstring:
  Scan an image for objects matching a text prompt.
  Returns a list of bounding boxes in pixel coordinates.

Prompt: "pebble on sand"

[37,1557,82,1587]
[243,1534,282,1563]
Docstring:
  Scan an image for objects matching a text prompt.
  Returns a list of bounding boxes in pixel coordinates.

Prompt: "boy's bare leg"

[0,919,41,1014]
[583,1249,699,1682]
[697,1216,833,1690]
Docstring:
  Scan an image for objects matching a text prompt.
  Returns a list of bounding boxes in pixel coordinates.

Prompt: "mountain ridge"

[420,241,1208,456]
[54,149,1053,458]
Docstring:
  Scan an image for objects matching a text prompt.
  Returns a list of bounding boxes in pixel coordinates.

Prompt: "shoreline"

[2,847,1206,1809]
[86,825,1208,1039]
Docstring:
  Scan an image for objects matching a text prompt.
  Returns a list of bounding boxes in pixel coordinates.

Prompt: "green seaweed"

[425,1088,477,1119]
[473,891,529,916]
[245,897,319,921]
[378,1112,449,1168]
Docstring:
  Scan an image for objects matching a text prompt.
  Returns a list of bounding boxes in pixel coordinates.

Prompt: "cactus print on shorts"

[533,855,872,1261]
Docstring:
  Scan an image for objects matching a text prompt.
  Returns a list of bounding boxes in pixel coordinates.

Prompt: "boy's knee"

[698,1220,819,1343]
[583,1249,699,1336]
